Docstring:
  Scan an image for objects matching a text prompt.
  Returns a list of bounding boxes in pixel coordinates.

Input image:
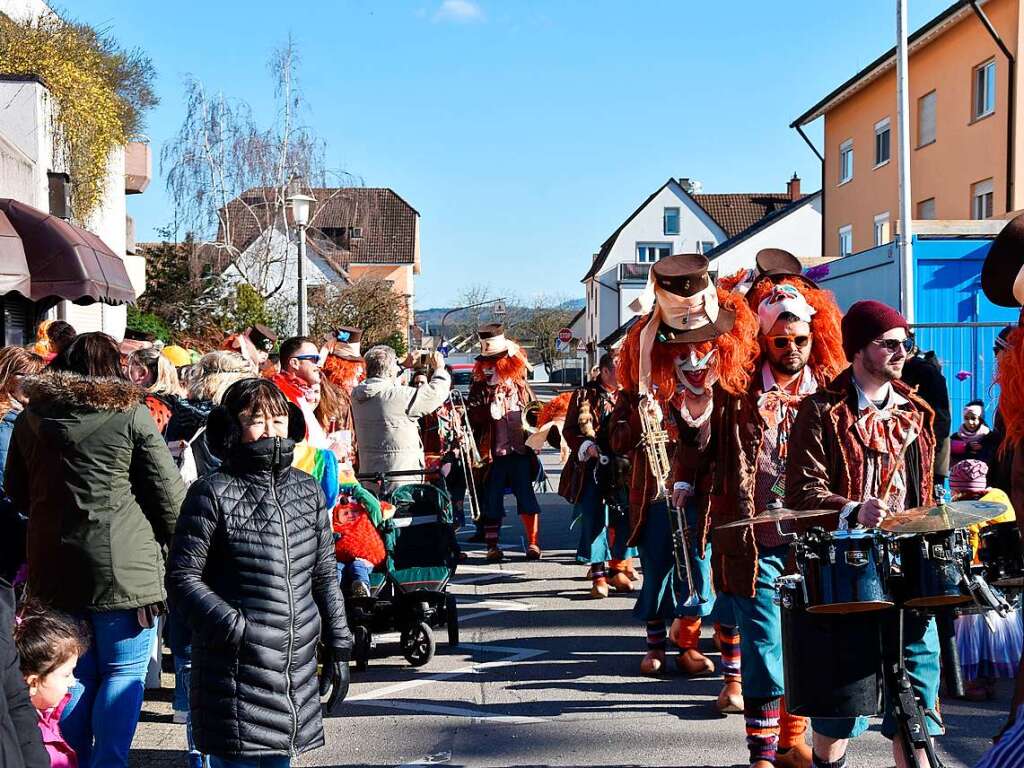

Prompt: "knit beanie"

[841,300,909,361]
[950,459,989,495]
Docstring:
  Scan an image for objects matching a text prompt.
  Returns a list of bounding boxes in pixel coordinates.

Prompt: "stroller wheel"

[353,626,370,672]
[445,595,460,648]
[401,621,436,667]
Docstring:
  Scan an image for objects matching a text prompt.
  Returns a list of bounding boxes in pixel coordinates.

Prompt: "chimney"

[679,178,702,195]
[787,173,801,202]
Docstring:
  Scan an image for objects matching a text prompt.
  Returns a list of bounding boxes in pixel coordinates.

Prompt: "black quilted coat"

[166,437,352,759]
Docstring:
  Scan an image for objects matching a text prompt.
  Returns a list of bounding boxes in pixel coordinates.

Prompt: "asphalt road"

[132,451,1010,768]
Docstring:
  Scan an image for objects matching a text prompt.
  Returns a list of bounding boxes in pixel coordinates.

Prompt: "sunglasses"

[292,354,320,363]
[872,337,914,354]
[768,334,812,350]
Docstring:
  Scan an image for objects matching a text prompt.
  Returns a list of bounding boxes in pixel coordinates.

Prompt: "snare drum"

[892,529,972,608]
[979,521,1024,588]
[777,576,883,718]
[796,529,894,614]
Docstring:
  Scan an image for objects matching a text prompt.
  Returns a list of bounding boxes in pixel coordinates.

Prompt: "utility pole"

[896,0,915,322]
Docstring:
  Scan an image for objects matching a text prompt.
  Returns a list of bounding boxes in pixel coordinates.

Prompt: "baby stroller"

[348,470,461,670]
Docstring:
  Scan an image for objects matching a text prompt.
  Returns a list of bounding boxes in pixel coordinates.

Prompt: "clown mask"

[673,346,719,397]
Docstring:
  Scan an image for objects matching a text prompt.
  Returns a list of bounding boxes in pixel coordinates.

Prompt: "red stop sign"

[557,328,573,344]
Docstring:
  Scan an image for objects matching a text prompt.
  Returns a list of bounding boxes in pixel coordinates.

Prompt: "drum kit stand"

[718,499,1017,768]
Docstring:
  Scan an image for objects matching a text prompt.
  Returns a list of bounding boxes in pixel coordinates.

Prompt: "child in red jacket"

[333,474,386,598]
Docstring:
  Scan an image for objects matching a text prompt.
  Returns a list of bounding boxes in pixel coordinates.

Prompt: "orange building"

[792,0,1021,257]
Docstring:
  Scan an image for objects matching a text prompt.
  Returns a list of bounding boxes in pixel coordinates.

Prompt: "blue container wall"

[910,236,1018,432]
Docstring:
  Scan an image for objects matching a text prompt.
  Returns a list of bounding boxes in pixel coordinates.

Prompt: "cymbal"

[879,500,1007,534]
[716,507,836,530]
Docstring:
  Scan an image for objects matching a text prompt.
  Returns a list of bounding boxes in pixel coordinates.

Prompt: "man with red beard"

[611,254,759,677]
[677,251,845,768]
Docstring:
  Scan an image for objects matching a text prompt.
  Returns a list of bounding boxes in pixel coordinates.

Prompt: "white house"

[581,175,821,364]
[0,0,149,343]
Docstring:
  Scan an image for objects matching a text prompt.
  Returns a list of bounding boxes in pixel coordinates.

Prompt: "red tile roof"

[691,193,798,239]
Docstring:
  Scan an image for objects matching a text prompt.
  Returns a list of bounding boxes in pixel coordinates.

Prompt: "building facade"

[793,0,1022,258]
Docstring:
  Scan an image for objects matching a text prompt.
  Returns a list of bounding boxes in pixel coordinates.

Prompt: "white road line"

[366,699,547,725]
[397,750,452,767]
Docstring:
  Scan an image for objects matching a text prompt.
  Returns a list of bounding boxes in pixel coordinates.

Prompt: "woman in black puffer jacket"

[166,379,352,767]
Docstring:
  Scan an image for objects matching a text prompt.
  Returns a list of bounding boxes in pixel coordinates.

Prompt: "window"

[700,240,715,255]
[917,198,936,220]
[874,119,891,166]
[973,59,996,120]
[918,91,936,147]
[839,140,853,184]
[663,207,680,235]
[873,213,891,246]
[838,225,853,257]
[637,243,671,263]
[972,178,994,219]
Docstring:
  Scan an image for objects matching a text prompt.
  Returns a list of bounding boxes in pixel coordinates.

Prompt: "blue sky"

[76,0,954,308]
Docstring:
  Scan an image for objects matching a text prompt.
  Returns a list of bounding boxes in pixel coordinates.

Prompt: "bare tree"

[511,295,577,374]
[309,277,406,351]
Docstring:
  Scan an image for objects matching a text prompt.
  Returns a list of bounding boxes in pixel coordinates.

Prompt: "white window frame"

[838,225,853,257]
[917,197,936,220]
[917,90,936,147]
[972,179,994,220]
[873,212,891,246]
[663,207,680,236]
[839,140,854,185]
[636,242,672,263]
[874,118,891,168]
[973,59,996,120]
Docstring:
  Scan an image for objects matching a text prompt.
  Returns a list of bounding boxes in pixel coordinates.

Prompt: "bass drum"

[778,576,883,718]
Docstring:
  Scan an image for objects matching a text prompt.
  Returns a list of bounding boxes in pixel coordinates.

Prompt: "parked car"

[447,363,474,395]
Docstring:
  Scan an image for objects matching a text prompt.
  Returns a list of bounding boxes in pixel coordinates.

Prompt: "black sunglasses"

[872,337,914,354]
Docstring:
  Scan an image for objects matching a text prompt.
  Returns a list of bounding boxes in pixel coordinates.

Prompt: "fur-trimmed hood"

[22,371,143,413]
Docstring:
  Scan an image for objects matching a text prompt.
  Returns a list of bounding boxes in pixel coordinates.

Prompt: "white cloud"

[434,0,484,23]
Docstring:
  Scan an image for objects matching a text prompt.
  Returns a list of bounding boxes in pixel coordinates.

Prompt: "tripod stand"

[883,609,943,768]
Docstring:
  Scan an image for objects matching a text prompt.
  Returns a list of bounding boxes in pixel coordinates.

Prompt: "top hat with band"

[328,326,364,361]
[650,254,735,343]
[247,324,278,352]
[982,213,1024,308]
[749,248,818,293]
[476,324,513,360]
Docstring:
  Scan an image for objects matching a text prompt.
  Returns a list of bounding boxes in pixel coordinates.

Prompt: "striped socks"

[646,620,667,651]
[744,696,781,764]
[716,623,741,677]
[591,563,607,582]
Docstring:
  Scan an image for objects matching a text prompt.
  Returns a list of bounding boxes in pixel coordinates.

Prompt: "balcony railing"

[618,262,652,282]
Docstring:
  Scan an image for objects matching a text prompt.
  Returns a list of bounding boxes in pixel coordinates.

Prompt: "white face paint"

[673,347,719,396]
[483,365,498,385]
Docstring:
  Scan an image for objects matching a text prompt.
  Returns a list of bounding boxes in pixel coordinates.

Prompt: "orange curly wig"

[322,355,365,393]
[996,324,1024,449]
[746,277,847,385]
[617,288,759,401]
[472,350,529,382]
[538,391,572,427]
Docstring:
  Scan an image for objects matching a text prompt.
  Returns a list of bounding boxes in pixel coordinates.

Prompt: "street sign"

[557,327,573,343]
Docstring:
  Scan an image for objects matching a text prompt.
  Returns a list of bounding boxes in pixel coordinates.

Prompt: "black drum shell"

[893,530,972,608]
[798,532,893,614]
[979,521,1024,587]
[780,582,883,718]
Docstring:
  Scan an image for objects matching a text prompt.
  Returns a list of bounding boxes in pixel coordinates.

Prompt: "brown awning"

[0,209,30,298]
[0,198,136,305]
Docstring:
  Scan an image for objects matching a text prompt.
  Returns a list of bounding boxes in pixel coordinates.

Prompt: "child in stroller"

[333,473,387,598]
[347,470,462,669]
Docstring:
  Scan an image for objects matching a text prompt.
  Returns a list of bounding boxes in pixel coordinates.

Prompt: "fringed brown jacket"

[558,381,616,503]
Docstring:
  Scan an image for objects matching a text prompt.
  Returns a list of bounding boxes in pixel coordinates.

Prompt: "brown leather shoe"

[525,544,542,560]
[774,742,812,768]
[640,650,665,676]
[590,577,610,599]
[608,571,633,593]
[716,678,743,714]
[622,564,640,581]
[676,648,715,677]
[486,547,504,563]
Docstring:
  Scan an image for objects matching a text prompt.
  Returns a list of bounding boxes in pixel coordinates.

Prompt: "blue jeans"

[732,545,789,698]
[209,757,290,768]
[573,478,637,565]
[336,559,372,588]
[61,609,157,768]
[483,453,541,521]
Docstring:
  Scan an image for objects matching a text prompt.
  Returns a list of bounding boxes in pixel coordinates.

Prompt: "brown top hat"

[247,324,278,352]
[476,324,513,360]
[327,326,363,361]
[982,214,1024,308]
[650,254,735,343]
[751,248,818,291]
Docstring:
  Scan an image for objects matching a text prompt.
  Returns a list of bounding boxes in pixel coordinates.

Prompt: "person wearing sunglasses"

[786,300,941,768]
[271,336,329,447]
[674,274,847,768]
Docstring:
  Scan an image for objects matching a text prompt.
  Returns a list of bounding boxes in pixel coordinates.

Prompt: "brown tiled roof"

[212,187,418,272]
[691,193,797,239]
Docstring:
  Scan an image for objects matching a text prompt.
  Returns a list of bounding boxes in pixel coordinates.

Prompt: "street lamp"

[286,189,316,336]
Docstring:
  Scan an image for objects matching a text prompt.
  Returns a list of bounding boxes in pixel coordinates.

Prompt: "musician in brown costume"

[786,300,941,768]
[677,251,844,768]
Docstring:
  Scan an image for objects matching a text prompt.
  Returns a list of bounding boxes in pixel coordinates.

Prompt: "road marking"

[397,751,452,767]
[374,699,547,725]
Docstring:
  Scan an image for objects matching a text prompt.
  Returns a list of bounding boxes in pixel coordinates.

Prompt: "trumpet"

[638,397,705,607]
[448,390,484,521]
[522,400,543,435]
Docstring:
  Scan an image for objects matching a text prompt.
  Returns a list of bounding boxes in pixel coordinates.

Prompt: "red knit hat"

[950,459,989,494]
[841,300,909,361]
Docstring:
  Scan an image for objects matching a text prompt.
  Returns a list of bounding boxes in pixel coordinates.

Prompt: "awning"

[0,198,136,305]
[0,209,30,297]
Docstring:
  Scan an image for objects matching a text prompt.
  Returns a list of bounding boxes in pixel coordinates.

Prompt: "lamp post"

[286,189,316,336]
[439,297,507,353]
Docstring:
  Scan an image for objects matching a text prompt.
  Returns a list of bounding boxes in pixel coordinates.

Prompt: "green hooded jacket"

[5,371,186,613]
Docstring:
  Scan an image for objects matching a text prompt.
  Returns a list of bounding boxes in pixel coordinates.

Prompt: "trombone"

[448,389,484,522]
[638,397,705,607]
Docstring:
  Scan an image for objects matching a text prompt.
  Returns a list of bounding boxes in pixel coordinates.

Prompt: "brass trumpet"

[522,400,543,435]
[638,397,704,607]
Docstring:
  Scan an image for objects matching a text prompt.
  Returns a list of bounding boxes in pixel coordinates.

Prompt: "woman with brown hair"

[0,347,45,486]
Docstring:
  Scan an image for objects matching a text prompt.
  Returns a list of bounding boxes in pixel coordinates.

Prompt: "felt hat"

[328,326,363,361]
[981,214,1024,307]
[631,254,735,344]
[750,248,818,293]
[247,324,278,353]
[476,324,517,360]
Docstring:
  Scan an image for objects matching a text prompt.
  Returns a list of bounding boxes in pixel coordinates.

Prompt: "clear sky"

[76,0,954,309]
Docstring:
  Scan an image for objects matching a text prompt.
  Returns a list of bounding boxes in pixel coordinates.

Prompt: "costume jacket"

[558,381,618,503]
[785,368,936,524]
[467,379,540,475]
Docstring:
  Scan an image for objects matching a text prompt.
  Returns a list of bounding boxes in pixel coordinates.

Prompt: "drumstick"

[877,428,918,502]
